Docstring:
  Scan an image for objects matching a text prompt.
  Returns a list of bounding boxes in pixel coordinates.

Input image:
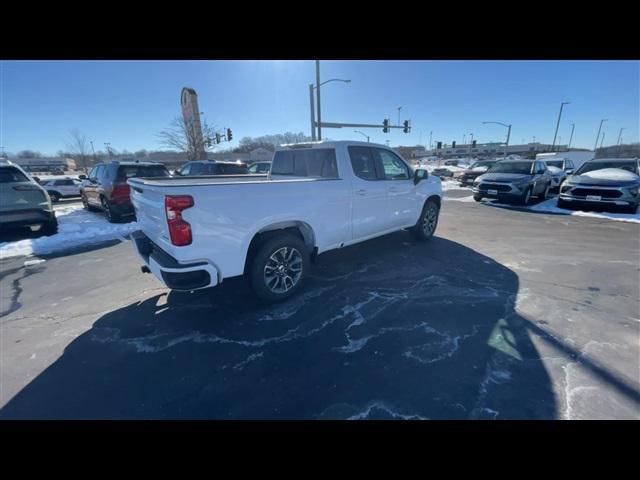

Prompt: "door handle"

[356,189,367,195]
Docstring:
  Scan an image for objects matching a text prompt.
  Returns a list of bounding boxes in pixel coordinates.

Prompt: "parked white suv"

[129,141,443,302]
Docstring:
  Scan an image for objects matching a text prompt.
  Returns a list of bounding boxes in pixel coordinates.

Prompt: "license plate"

[488,189,498,195]
[586,195,601,201]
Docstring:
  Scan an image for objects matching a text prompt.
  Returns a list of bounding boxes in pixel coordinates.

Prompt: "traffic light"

[383,118,389,133]
[472,140,477,148]
[403,120,410,133]
[226,128,232,141]
[215,133,221,144]
[452,141,456,148]
[437,141,442,150]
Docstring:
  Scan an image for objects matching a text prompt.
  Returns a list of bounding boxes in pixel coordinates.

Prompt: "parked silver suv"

[0,160,57,236]
[557,158,639,214]
[473,159,552,205]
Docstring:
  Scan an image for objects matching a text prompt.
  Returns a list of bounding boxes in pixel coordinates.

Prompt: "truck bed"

[128,174,319,188]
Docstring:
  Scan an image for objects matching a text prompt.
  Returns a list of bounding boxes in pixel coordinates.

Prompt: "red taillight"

[165,195,194,246]
[111,183,131,202]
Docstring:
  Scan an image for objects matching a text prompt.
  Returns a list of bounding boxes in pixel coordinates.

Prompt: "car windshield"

[545,160,563,168]
[116,165,170,179]
[487,162,532,174]
[575,161,639,175]
[470,161,494,169]
[0,167,30,183]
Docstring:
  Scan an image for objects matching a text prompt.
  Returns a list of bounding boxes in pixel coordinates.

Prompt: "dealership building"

[13,157,77,173]
[419,142,567,159]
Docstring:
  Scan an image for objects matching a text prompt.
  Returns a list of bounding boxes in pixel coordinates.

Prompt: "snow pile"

[528,198,640,223]
[546,166,564,175]
[580,168,639,181]
[441,180,471,191]
[0,204,138,259]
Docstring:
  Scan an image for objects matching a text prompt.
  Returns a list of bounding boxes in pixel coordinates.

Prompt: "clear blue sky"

[1,60,638,155]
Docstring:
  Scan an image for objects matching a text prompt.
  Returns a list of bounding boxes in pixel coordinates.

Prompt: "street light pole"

[594,119,607,151]
[568,123,575,149]
[600,131,605,148]
[429,131,433,150]
[309,84,316,141]
[397,107,402,127]
[552,101,570,152]
[316,61,322,141]
[468,133,473,159]
[354,130,369,142]
[617,127,625,145]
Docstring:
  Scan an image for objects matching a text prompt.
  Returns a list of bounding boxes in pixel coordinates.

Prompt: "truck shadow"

[2,233,560,419]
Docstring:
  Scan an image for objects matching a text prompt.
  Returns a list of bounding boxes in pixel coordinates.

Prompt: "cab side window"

[373,149,410,180]
[190,163,203,175]
[348,146,377,180]
[179,163,192,176]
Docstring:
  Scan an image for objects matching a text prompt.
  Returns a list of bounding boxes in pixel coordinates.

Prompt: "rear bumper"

[0,209,55,228]
[131,230,219,291]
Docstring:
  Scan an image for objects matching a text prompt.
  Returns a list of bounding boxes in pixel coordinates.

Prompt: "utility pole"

[552,101,570,152]
[617,127,625,145]
[600,131,605,148]
[429,131,433,150]
[316,61,322,141]
[568,123,575,149]
[309,84,316,141]
[397,106,402,126]
[468,133,474,159]
[594,119,607,151]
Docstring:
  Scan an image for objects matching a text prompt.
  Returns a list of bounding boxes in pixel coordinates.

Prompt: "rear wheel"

[250,233,310,303]
[411,199,440,241]
[41,216,58,236]
[101,197,120,223]
[82,192,98,212]
[48,191,60,203]
[473,194,483,202]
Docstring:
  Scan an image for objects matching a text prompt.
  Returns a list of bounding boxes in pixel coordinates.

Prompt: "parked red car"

[458,160,498,187]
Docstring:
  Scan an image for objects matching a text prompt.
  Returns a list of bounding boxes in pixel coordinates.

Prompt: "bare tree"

[157,116,217,161]
[66,130,92,173]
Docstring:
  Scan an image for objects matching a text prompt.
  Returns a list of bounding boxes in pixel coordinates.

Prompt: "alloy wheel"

[263,246,303,294]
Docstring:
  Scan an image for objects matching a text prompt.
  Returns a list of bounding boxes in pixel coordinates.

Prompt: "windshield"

[545,160,563,168]
[470,161,495,169]
[116,165,170,180]
[0,167,30,183]
[575,161,639,176]
[487,162,532,174]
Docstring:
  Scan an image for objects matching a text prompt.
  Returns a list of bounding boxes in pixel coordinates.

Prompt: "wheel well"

[426,195,441,209]
[243,222,315,275]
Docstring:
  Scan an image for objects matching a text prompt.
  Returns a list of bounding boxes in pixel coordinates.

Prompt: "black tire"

[473,194,483,202]
[520,187,533,206]
[538,184,550,201]
[48,191,60,203]
[41,216,58,236]
[410,199,440,241]
[101,197,120,223]
[249,233,310,303]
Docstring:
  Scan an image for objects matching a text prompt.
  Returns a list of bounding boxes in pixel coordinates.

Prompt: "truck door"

[371,147,417,228]
[347,146,391,240]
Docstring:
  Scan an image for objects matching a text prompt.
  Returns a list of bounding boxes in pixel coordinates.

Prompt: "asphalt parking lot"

[1,192,639,419]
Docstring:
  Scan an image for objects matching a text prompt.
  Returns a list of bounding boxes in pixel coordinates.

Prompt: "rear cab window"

[217,163,249,175]
[271,148,338,179]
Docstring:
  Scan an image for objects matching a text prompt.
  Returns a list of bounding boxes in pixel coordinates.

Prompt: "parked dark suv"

[80,161,170,222]
[472,159,552,205]
[174,160,249,176]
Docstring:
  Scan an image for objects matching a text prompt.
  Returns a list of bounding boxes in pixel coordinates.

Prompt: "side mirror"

[414,168,428,185]
[78,174,87,180]
[173,170,181,176]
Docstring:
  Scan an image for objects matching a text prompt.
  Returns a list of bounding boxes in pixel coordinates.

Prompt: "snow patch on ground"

[0,204,138,259]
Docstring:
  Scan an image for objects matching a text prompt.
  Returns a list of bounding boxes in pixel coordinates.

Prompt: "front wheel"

[48,191,60,203]
[473,194,483,202]
[539,184,550,201]
[250,233,310,303]
[520,187,533,206]
[410,199,440,241]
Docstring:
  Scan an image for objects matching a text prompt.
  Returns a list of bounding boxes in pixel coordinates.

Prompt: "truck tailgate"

[129,181,170,246]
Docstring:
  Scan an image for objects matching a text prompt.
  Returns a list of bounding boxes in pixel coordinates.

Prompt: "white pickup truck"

[129,141,443,302]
